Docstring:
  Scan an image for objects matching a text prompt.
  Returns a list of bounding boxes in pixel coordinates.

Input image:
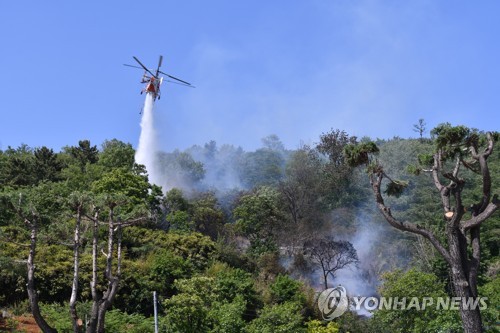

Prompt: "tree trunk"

[86,206,125,333]
[323,270,329,290]
[448,228,483,333]
[70,206,82,333]
[27,222,58,333]
[86,211,100,333]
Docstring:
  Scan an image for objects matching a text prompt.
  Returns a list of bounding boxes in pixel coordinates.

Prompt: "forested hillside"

[0,128,498,332]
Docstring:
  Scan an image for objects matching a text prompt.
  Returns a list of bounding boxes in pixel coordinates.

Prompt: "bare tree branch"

[370,172,452,265]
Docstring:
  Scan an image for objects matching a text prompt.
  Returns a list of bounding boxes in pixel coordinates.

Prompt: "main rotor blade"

[157,55,163,72]
[123,64,145,70]
[133,56,156,78]
[164,79,196,88]
[159,71,192,86]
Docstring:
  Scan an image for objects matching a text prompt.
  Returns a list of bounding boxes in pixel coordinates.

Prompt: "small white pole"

[153,291,159,333]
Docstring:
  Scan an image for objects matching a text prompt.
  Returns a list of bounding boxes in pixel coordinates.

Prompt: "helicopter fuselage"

[141,75,163,100]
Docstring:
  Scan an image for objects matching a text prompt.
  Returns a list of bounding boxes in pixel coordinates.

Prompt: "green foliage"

[98,139,135,170]
[406,164,421,176]
[306,319,339,333]
[174,276,217,305]
[164,293,210,333]
[164,232,217,271]
[91,168,149,204]
[245,301,305,333]
[33,146,63,183]
[164,188,190,212]
[148,249,194,295]
[164,266,255,332]
[208,296,247,333]
[370,268,462,333]
[478,276,500,332]
[316,130,368,207]
[431,123,470,150]
[1,144,36,186]
[40,303,73,332]
[65,139,99,171]
[343,141,379,167]
[157,150,205,188]
[280,148,327,221]
[167,210,193,232]
[384,180,409,198]
[5,181,69,227]
[417,153,434,167]
[122,227,217,272]
[334,310,372,332]
[35,245,73,301]
[0,256,25,306]
[316,129,356,166]
[240,148,285,188]
[0,133,497,333]
[191,192,225,239]
[41,303,153,333]
[205,262,260,312]
[233,186,284,256]
[112,259,152,314]
[103,309,154,333]
[60,162,105,191]
[210,264,258,307]
[269,274,306,305]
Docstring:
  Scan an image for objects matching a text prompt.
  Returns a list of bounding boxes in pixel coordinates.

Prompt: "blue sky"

[1,1,499,152]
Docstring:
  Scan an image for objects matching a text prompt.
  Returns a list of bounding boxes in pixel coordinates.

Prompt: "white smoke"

[333,219,382,298]
[135,93,160,185]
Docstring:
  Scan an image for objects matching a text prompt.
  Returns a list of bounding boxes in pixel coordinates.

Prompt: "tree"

[66,140,99,172]
[278,148,326,253]
[157,150,205,189]
[240,149,285,188]
[478,276,500,331]
[269,274,306,305]
[306,320,339,333]
[147,249,193,296]
[85,195,148,333]
[98,139,135,170]
[261,134,286,152]
[208,296,247,333]
[191,192,225,239]
[413,118,427,141]
[304,238,358,290]
[164,292,209,333]
[33,146,63,183]
[6,187,58,333]
[2,144,35,186]
[233,186,284,256]
[344,124,499,332]
[370,269,461,333]
[163,265,257,333]
[245,301,305,333]
[316,129,360,207]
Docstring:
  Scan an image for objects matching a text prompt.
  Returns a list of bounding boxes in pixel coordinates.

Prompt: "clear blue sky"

[1,1,499,152]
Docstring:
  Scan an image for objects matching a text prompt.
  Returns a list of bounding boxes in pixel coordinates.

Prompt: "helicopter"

[124,55,193,101]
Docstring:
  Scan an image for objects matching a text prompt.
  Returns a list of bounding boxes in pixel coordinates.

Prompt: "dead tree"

[304,237,358,290]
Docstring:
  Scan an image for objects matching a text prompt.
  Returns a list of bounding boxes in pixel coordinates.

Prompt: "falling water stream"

[135,93,160,185]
